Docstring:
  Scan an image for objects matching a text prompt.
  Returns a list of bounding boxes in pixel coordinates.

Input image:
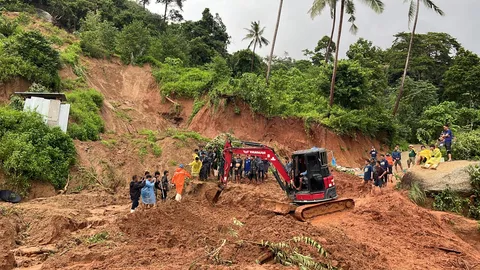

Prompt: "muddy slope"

[189,101,382,168]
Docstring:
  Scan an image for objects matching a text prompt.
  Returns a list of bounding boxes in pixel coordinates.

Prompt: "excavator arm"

[212,140,292,203]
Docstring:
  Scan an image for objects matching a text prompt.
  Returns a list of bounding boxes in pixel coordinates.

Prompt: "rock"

[403,161,479,193]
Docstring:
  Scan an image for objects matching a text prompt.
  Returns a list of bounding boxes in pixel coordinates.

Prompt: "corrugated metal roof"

[15,92,67,102]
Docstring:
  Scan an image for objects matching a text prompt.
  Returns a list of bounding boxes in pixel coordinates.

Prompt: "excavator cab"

[290,148,337,204]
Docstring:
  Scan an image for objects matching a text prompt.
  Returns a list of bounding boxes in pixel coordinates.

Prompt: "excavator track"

[293,198,355,221]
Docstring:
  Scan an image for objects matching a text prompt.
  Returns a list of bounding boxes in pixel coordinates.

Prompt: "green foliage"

[443,49,480,108]
[79,11,118,59]
[153,58,213,98]
[230,49,264,77]
[66,89,104,141]
[116,20,150,64]
[87,231,109,244]
[165,128,209,143]
[147,29,189,64]
[259,236,336,270]
[60,42,82,66]
[408,182,426,206]
[0,29,61,88]
[28,82,49,93]
[8,95,24,111]
[0,15,19,37]
[418,101,458,141]
[189,99,206,123]
[452,130,480,160]
[433,186,465,214]
[386,32,461,90]
[303,35,336,64]
[467,165,480,219]
[0,107,76,192]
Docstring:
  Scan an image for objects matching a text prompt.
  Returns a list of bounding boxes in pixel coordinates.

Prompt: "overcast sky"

[148,0,479,60]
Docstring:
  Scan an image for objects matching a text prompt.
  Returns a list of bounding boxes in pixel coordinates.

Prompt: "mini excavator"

[211,141,355,221]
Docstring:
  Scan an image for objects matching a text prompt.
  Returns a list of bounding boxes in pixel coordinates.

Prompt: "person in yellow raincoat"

[416,145,431,165]
[171,164,191,202]
[189,156,202,179]
[423,144,442,170]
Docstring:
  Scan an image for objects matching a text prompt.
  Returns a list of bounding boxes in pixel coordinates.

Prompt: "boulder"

[403,161,479,193]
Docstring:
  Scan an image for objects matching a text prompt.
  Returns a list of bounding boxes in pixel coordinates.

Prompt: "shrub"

[433,186,465,214]
[467,165,480,219]
[79,11,118,59]
[408,182,426,206]
[0,107,76,192]
[153,59,213,98]
[1,30,61,88]
[66,89,104,141]
[116,20,150,64]
[452,130,480,160]
[60,42,82,66]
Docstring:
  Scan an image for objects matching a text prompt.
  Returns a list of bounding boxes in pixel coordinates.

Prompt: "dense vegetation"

[0,107,76,192]
[1,0,480,192]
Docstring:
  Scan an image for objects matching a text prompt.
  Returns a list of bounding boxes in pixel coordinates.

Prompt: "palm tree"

[266,0,284,84]
[328,0,384,108]
[392,0,444,116]
[243,21,270,72]
[309,0,338,64]
[157,0,184,23]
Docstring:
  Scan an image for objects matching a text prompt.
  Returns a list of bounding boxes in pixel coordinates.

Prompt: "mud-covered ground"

[1,171,479,270]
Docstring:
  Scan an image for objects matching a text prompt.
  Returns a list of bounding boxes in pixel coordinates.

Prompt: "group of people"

[189,146,220,181]
[229,154,271,184]
[362,125,454,194]
[129,164,192,212]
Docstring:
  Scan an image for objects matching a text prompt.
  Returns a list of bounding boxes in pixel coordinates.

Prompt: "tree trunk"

[266,0,284,84]
[164,2,168,24]
[251,40,257,72]
[328,0,345,108]
[393,0,420,116]
[325,4,336,63]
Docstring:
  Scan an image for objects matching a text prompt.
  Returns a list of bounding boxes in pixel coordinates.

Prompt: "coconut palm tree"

[266,0,284,84]
[309,0,338,64]
[157,0,184,23]
[328,0,384,108]
[392,0,444,116]
[243,21,270,72]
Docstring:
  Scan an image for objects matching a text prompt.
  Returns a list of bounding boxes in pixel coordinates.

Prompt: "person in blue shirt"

[369,146,378,162]
[441,124,453,162]
[379,154,389,186]
[243,155,251,180]
[363,159,373,193]
[391,145,403,173]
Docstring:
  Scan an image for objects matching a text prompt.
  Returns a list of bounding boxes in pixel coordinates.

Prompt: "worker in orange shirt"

[171,164,191,202]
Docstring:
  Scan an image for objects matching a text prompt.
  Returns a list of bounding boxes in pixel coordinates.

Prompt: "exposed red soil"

[0,78,31,104]
[1,172,479,270]
[189,101,383,168]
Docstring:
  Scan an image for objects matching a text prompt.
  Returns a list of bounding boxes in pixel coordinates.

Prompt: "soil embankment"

[189,101,381,168]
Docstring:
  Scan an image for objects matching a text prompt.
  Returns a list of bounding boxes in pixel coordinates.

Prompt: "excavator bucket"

[212,189,222,204]
[293,198,355,221]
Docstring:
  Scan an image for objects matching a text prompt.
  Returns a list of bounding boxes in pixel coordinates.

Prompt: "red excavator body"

[212,140,354,221]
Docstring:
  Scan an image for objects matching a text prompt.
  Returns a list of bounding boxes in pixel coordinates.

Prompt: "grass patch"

[87,231,109,244]
[188,98,206,123]
[66,89,104,141]
[101,139,117,149]
[115,110,132,122]
[165,128,209,143]
[408,182,426,206]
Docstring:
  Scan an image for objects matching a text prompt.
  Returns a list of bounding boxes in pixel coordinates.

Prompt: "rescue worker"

[423,145,442,170]
[171,164,191,202]
[189,156,202,180]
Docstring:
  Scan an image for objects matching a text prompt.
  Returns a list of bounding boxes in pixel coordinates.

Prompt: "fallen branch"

[165,96,179,106]
[189,239,227,269]
[12,245,58,256]
[426,245,462,254]
[255,250,274,264]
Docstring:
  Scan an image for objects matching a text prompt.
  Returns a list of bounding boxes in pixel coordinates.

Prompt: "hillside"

[1,5,480,270]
